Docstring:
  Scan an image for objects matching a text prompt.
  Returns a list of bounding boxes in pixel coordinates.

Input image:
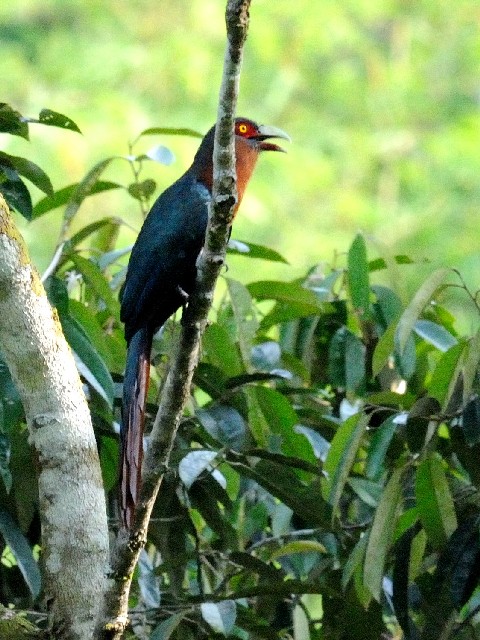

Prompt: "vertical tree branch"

[0,195,109,640]
[94,1,252,637]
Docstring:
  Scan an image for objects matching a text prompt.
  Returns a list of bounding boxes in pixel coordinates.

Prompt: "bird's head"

[193,117,290,199]
[233,118,290,153]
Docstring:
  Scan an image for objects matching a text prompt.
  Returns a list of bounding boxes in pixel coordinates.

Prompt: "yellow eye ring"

[238,124,248,134]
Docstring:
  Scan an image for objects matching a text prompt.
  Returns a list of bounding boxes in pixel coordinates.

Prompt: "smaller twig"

[41,241,65,282]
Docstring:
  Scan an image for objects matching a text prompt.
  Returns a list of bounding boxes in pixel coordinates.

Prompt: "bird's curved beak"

[256,124,291,153]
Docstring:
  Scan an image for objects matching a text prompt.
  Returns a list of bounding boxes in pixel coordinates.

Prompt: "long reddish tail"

[121,326,152,529]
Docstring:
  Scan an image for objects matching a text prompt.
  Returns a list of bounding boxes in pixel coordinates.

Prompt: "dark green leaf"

[328,327,366,392]
[0,507,41,598]
[369,255,415,271]
[0,103,28,138]
[127,179,157,201]
[150,612,188,640]
[405,396,440,453]
[33,181,122,218]
[392,523,421,640]
[227,239,289,263]
[0,426,12,493]
[364,467,403,601]
[415,453,457,549]
[37,108,81,132]
[0,152,53,196]
[348,233,370,319]
[0,169,32,219]
[462,396,480,446]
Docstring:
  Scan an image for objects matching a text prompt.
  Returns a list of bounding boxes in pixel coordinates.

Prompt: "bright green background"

[2,0,480,309]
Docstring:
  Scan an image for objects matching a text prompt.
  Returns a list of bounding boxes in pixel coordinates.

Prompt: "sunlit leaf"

[348,233,370,319]
[227,239,289,263]
[323,412,369,513]
[395,268,450,355]
[414,319,457,352]
[200,601,237,635]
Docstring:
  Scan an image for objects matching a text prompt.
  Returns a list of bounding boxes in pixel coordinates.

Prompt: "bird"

[119,117,290,528]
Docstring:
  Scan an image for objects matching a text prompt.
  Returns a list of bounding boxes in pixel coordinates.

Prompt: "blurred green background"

[2,0,480,315]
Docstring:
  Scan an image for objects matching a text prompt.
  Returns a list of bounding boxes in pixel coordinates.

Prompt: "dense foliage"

[1,103,480,640]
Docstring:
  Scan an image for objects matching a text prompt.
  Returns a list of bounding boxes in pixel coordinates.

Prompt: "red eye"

[238,123,248,135]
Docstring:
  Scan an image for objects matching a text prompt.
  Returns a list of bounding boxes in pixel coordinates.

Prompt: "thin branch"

[93,2,253,637]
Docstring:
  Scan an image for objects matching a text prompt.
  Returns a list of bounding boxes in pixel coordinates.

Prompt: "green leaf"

[365,415,398,480]
[368,255,415,271]
[342,533,369,590]
[127,178,157,201]
[0,152,53,196]
[244,386,270,446]
[136,126,203,139]
[372,320,397,377]
[364,467,403,601]
[36,108,81,133]
[0,103,28,139]
[414,319,457,352]
[248,280,324,311]
[254,386,313,463]
[428,342,466,407]
[269,540,327,561]
[328,327,366,392]
[63,157,118,227]
[0,168,33,220]
[323,412,369,513]
[0,507,41,598]
[462,397,480,446]
[226,278,258,368]
[395,268,450,355]
[415,453,457,549]
[33,181,122,218]
[150,612,188,640]
[462,328,480,404]
[99,436,118,492]
[348,233,370,319]
[67,253,121,318]
[203,323,243,377]
[60,314,115,406]
[227,239,289,263]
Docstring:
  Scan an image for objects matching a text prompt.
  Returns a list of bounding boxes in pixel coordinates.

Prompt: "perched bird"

[120,117,289,528]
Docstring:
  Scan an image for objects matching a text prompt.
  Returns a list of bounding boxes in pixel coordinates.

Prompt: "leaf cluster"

[1,103,480,640]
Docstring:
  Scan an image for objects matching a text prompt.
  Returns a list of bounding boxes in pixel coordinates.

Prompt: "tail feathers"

[121,326,152,529]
